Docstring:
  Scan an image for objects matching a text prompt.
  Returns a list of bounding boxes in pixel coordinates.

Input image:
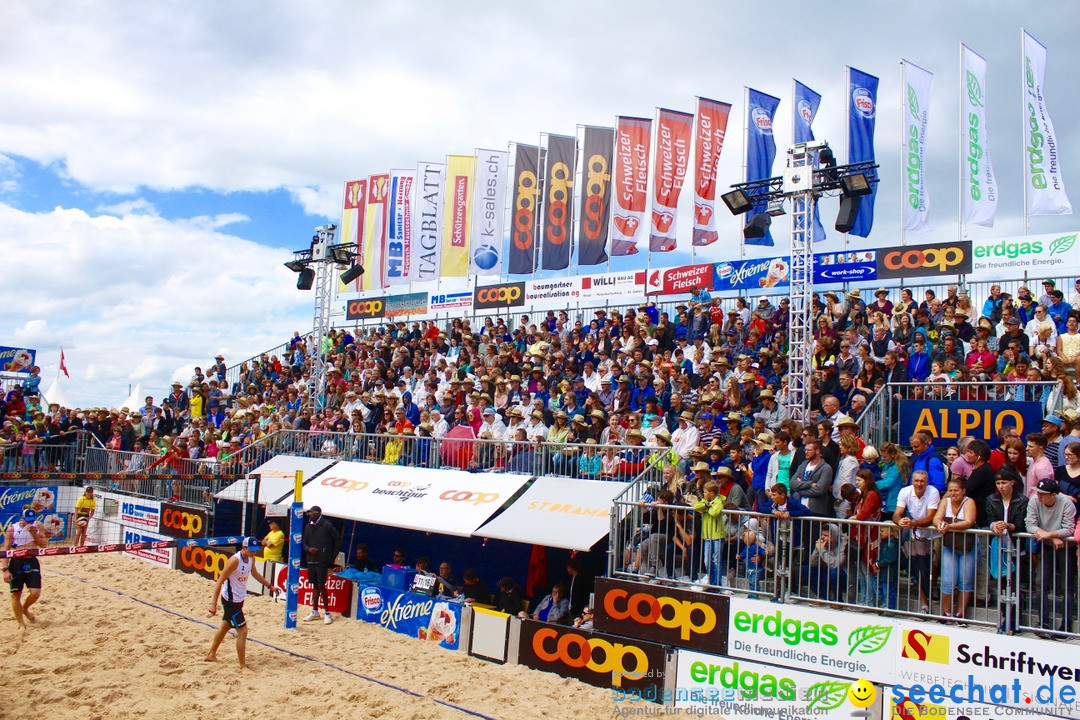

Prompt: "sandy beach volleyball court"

[6,554,668,720]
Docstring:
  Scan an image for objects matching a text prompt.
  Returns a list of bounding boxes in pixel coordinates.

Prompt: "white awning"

[275,461,533,537]
[474,477,631,551]
[214,455,338,504]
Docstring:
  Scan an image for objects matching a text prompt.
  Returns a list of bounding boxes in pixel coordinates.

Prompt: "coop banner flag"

[962,45,999,228]
[610,116,651,257]
[411,162,445,282]
[745,88,780,246]
[541,134,576,271]
[442,156,475,277]
[469,149,508,276]
[692,98,731,247]
[649,108,692,253]
[508,143,541,275]
[792,80,826,242]
[902,61,933,233]
[847,67,879,237]
[385,170,415,286]
[364,174,390,290]
[339,179,367,293]
[1022,31,1071,216]
[578,126,613,266]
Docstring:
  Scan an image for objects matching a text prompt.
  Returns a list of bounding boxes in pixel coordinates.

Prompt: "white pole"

[842,67,851,253]
[607,121,615,274]
[900,60,907,248]
[741,87,748,259]
[958,43,965,245]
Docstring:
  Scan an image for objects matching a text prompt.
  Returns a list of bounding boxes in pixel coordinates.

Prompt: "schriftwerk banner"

[745,88,780,247]
[648,108,692,253]
[691,98,731,247]
[848,67,879,237]
[902,61,933,233]
[411,162,445,282]
[1022,31,1072,216]
[541,134,576,271]
[363,174,390,290]
[339,179,367,293]
[441,156,474,277]
[509,143,541,275]
[610,116,652,256]
[577,126,613,266]
[385,170,415,286]
[792,81,827,242]
[961,45,998,228]
[469,149,508,276]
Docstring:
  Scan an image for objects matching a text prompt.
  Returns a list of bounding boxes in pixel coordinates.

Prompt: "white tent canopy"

[475,477,631,551]
[42,377,73,410]
[276,460,532,537]
[118,383,144,413]
[215,455,338,504]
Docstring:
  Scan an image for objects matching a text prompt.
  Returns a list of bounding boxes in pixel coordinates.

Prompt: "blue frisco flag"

[847,67,878,237]
[745,88,781,246]
[793,80,826,242]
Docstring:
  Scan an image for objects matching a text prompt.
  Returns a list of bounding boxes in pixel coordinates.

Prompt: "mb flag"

[385,170,415,287]
[577,126,613,266]
[745,88,780,246]
[692,98,731,247]
[509,143,541,275]
[962,44,998,228]
[649,108,692,253]
[847,67,879,237]
[792,80,826,242]
[610,116,651,257]
[339,179,367,293]
[541,135,576,271]
[1022,30,1071,216]
[469,149,508,276]
[902,61,933,234]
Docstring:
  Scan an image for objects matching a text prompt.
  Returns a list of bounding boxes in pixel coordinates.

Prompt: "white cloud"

[94,197,158,216]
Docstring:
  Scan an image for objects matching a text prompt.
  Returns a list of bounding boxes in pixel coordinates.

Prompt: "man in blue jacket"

[906,336,932,383]
[909,432,946,493]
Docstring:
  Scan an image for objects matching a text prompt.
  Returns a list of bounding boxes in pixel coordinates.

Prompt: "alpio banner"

[1022,31,1071,216]
[338,179,367,293]
[968,231,1079,280]
[509,143,541,275]
[899,398,1044,449]
[469,149,508,276]
[593,577,728,654]
[411,162,445,282]
[578,126,613,266]
[441,156,474,277]
[363,174,390,291]
[649,108,693,253]
[902,61,933,234]
[385,170,415,286]
[962,45,998,228]
[541,134,576,270]
[610,116,652,257]
[692,98,732,247]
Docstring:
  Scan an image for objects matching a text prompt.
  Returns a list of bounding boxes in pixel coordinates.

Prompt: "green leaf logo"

[966,71,984,107]
[907,84,920,119]
[848,624,892,655]
[806,680,853,710]
[1048,233,1077,256]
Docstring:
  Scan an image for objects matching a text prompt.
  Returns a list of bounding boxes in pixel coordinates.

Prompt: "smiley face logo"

[847,678,876,709]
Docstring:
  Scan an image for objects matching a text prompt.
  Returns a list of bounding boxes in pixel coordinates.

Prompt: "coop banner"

[541,134,576,270]
[508,143,541,275]
[578,126,613,266]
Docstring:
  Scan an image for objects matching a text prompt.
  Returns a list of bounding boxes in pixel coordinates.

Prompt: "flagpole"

[899,60,907,248]
[1021,28,1030,236]
[842,68,851,254]
[537,133,547,281]
[572,126,583,279]
[741,87,748,260]
[607,121,616,274]
[958,44,965,246]
[647,106,658,275]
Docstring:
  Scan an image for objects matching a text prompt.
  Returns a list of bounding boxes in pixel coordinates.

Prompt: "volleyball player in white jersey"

[1,508,48,629]
[206,536,274,668]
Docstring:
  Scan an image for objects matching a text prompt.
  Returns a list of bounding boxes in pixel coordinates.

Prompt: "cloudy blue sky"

[1,1,1077,407]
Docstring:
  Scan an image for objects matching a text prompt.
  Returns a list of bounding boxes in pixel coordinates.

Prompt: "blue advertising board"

[355,584,462,650]
[899,399,1044,449]
[0,512,68,543]
[813,250,877,284]
[713,257,789,292]
[0,346,36,374]
[0,485,57,515]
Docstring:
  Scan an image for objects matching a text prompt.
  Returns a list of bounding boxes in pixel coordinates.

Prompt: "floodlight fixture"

[721,189,754,216]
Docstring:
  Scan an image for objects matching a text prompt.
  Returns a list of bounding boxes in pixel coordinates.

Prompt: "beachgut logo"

[380,593,434,630]
[1049,233,1076,256]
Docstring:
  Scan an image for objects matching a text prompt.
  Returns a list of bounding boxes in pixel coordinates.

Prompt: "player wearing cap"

[206,536,275,668]
[2,508,48,628]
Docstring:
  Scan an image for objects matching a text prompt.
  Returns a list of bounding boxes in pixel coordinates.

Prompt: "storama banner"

[469,149,508,277]
[1022,31,1071,216]
[649,108,693,253]
[692,97,732,247]
[962,45,999,228]
[899,399,1044,448]
[338,179,367,293]
[385,170,415,287]
[610,116,651,257]
[902,61,933,234]
[411,162,445,283]
[363,174,390,291]
[441,156,474,277]
[847,66,879,237]
[577,126,613,267]
[541,134,576,271]
[744,88,780,247]
[968,231,1080,281]
[508,143,541,275]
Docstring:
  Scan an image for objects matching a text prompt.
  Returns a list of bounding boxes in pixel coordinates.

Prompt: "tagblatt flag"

[469,149,509,276]
[611,116,652,256]
[509,143,541,275]
[691,98,731,247]
[577,127,613,266]
[961,45,998,228]
[441,156,474,278]
[364,174,390,290]
[745,88,780,246]
[792,81,826,242]
[411,162,445,282]
[541,135,576,271]
[339,179,367,293]
[649,108,692,253]
[1022,31,1071,216]
[847,67,879,237]
[902,61,933,233]
[385,170,415,287]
